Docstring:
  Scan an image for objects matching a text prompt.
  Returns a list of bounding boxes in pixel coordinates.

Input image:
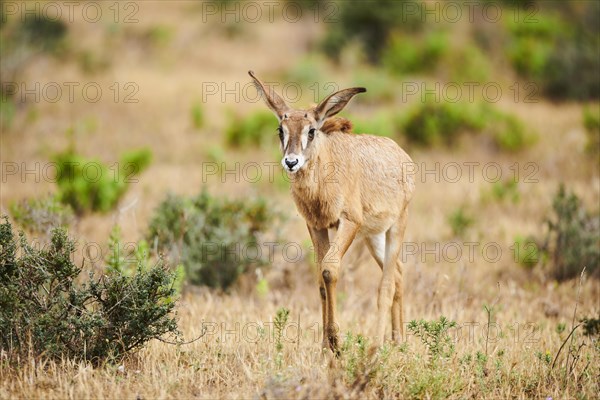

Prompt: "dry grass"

[1,267,598,399]
[1,2,599,399]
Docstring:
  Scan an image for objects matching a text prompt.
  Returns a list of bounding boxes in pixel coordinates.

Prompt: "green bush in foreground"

[0,217,179,363]
[147,189,276,289]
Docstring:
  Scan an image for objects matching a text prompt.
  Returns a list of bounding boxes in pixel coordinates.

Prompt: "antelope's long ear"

[313,87,366,126]
[248,70,289,120]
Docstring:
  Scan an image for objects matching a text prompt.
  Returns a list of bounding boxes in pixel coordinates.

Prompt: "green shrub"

[53,146,152,214]
[408,316,457,365]
[448,207,474,238]
[401,100,484,146]
[447,44,491,83]
[400,101,533,151]
[9,194,74,236]
[581,313,600,339]
[0,217,179,363]
[383,30,448,75]
[321,0,422,63]
[504,4,600,100]
[484,107,534,152]
[542,185,599,281]
[18,13,68,53]
[225,110,276,148]
[583,106,600,154]
[147,190,276,289]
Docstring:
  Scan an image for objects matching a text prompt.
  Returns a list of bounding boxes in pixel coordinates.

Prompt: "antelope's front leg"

[321,218,359,353]
[307,225,330,350]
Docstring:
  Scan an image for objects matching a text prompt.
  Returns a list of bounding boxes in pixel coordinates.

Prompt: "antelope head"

[248,70,365,173]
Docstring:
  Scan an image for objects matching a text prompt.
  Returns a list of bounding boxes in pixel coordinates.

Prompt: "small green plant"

[273,307,290,369]
[448,206,474,237]
[0,96,15,131]
[408,316,457,365]
[341,331,369,381]
[147,189,276,289]
[53,145,152,214]
[0,217,179,364]
[583,106,599,154]
[513,235,541,269]
[225,110,276,148]
[191,101,204,129]
[144,25,173,47]
[490,179,520,203]
[9,194,74,236]
[542,185,599,281]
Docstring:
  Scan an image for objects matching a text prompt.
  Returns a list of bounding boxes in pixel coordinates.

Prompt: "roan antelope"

[249,71,415,353]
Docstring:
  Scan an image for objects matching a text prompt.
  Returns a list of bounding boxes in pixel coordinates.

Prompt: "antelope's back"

[330,131,415,228]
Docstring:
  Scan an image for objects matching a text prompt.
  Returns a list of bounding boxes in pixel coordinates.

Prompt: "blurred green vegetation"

[397,100,533,152]
[400,100,485,147]
[513,235,540,269]
[350,112,396,137]
[504,3,599,100]
[319,1,599,101]
[191,101,205,130]
[383,30,448,76]
[583,106,600,155]
[0,11,68,86]
[540,185,599,281]
[9,194,74,236]
[447,206,474,238]
[147,189,278,289]
[53,144,152,215]
[322,0,422,63]
[225,110,276,148]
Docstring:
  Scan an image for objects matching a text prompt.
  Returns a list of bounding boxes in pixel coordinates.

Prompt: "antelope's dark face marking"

[279,111,318,173]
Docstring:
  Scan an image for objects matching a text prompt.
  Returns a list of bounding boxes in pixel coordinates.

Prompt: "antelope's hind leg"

[366,232,402,344]
[372,210,408,346]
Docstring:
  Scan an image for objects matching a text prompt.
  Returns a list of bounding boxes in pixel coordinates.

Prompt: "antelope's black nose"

[285,159,299,169]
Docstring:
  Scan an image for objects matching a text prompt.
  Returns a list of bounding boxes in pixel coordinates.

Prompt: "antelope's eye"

[308,128,316,141]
